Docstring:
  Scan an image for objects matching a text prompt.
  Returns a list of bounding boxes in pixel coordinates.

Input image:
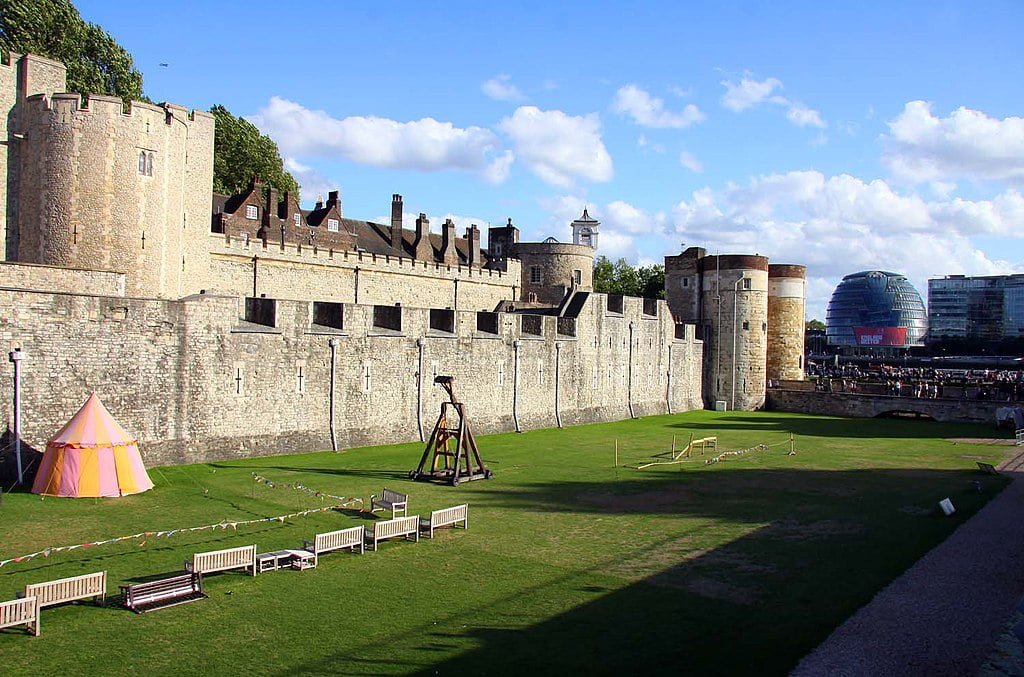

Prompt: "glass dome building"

[826,271,928,352]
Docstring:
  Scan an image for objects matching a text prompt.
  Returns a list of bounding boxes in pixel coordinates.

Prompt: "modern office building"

[928,274,1024,351]
[825,270,928,354]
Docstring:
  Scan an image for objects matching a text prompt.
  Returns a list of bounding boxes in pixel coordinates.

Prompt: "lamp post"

[8,349,25,485]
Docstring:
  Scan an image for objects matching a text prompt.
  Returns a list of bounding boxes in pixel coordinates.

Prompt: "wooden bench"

[24,571,106,610]
[371,488,408,518]
[420,504,469,539]
[366,515,420,551]
[186,545,257,577]
[0,597,39,636]
[120,573,206,614]
[304,525,365,565]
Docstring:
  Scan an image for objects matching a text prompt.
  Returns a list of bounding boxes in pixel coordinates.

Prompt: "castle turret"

[767,264,807,382]
[570,207,599,249]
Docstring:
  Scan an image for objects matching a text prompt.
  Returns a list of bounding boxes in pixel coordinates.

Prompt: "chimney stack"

[466,225,481,267]
[327,190,342,216]
[440,219,458,265]
[265,187,278,225]
[390,194,404,250]
[414,213,432,260]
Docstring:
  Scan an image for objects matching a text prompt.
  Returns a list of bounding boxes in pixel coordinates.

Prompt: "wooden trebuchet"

[366,516,420,551]
[120,573,206,613]
[411,376,493,486]
[419,504,469,539]
[187,545,257,577]
[0,596,39,636]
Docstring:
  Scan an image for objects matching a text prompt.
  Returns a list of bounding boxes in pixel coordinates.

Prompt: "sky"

[76,0,1024,320]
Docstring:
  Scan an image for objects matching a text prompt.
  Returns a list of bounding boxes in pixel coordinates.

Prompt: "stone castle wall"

[0,260,125,296]
[205,234,521,309]
[0,288,703,467]
[767,264,806,382]
[1,53,69,261]
[14,92,214,299]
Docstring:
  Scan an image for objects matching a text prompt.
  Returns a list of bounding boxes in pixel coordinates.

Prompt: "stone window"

[327,218,340,232]
[246,205,258,220]
[742,277,752,290]
[743,321,750,330]
[682,277,689,287]
[493,241,503,257]
[138,151,154,176]
[138,152,146,175]
[294,213,301,225]
[497,362,505,386]
[530,266,542,285]
[232,362,244,395]
[296,361,306,394]
[362,363,372,393]
[146,153,153,176]
[572,269,582,286]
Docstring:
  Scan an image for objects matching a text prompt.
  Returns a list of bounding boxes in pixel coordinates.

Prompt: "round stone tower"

[514,238,594,305]
[767,264,807,383]
[15,92,214,299]
[697,254,769,411]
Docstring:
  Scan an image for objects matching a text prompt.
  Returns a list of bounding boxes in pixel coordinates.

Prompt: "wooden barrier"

[187,545,257,577]
[420,504,469,539]
[24,571,106,609]
[366,516,420,551]
[304,526,365,565]
[0,596,39,636]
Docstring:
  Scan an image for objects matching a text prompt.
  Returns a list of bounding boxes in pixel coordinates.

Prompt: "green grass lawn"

[0,411,1015,675]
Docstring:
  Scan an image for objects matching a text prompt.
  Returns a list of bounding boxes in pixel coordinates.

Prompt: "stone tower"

[767,264,807,382]
[665,248,769,411]
[570,208,599,249]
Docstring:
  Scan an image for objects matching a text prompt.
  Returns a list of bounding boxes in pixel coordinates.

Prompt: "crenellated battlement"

[23,91,213,126]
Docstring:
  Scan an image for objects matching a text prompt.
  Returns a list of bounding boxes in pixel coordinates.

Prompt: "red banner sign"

[854,326,908,347]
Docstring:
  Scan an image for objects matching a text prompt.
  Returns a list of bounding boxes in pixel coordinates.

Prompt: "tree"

[0,0,144,101]
[210,105,299,198]
[593,256,664,298]
[806,319,826,331]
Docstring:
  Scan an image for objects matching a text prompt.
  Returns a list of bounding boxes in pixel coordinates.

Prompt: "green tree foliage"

[806,319,826,331]
[593,256,665,298]
[210,105,299,199]
[0,0,144,101]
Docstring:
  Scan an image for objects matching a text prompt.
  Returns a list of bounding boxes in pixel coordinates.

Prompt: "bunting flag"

[0,475,362,569]
[250,473,365,510]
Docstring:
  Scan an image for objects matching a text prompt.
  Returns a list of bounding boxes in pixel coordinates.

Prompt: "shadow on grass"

[208,463,410,481]
[672,412,1004,441]
[279,467,1009,676]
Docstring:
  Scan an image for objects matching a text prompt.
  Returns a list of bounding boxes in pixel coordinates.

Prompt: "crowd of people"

[807,364,1024,402]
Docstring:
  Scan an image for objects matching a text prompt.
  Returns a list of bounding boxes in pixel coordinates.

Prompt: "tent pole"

[8,349,25,486]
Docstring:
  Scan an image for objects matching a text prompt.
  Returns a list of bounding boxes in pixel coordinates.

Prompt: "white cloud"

[542,79,559,91]
[612,84,706,129]
[498,106,613,187]
[720,73,826,130]
[720,74,783,112]
[604,200,656,234]
[669,170,1024,318]
[668,85,694,98]
[637,134,666,154]
[484,150,515,185]
[249,97,506,181]
[679,151,703,173]
[787,104,827,129]
[883,101,1024,184]
[283,158,335,203]
[482,74,526,102]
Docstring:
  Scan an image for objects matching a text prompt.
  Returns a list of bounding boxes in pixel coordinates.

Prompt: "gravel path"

[792,474,1024,676]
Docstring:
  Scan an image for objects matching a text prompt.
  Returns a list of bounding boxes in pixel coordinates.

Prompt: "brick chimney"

[466,224,481,267]
[264,187,278,226]
[440,219,458,265]
[327,190,342,216]
[414,213,432,260]
[390,194,404,250]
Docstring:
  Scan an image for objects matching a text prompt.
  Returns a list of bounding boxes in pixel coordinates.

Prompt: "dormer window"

[293,213,301,225]
[246,205,258,220]
[327,218,339,232]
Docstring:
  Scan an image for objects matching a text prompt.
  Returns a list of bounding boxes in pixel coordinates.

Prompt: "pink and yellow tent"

[31,393,154,498]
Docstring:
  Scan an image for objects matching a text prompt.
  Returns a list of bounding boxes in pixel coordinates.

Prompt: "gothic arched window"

[138,151,147,175]
[146,153,154,176]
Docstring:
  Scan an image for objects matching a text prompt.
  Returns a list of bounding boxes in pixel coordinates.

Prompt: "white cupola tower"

[571,207,600,249]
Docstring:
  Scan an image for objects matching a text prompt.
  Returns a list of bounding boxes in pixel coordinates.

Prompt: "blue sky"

[77,0,1024,319]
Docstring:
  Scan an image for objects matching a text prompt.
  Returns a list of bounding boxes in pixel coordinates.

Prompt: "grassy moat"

[0,411,1013,675]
